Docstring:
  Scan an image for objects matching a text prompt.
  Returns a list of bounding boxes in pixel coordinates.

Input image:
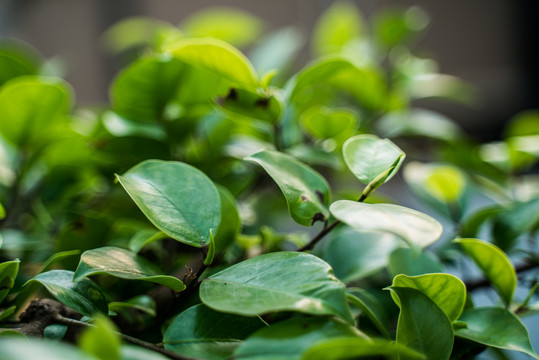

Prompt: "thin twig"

[53,315,195,360]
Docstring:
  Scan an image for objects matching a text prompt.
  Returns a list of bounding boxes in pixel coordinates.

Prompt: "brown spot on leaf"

[255,97,270,108]
[301,195,308,202]
[311,212,324,225]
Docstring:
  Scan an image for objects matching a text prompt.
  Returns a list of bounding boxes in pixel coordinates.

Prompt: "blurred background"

[1,0,538,140]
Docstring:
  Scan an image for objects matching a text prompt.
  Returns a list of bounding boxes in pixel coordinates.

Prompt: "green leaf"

[43,324,68,342]
[312,1,364,56]
[346,289,390,338]
[246,150,331,226]
[321,229,401,283]
[216,87,283,123]
[343,135,405,190]
[204,231,216,266]
[0,39,41,86]
[391,273,466,322]
[300,105,358,142]
[0,338,99,360]
[301,337,426,360]
[121,345,170,360]
[492,198,539,251]
[373,7,429,48]
[0,76,72,146]
[454,238,516,306]
[214,186,241,253]
[163,304,264,360]
[330,201,443,247]
[0,259,19,303]
[166,38,259,89]
[74,247,185,291]
[200,252,354,324]
[0,306,16,322]
[504,109,539,137]
[455,307,539,359]
[111,55,183,122]
[79,316,121,360]
[234,317,364,360]
[117,160,221,248]
[0,203,5,220]
[26,270,107,317]
[180,7,263,48]
[108,295,156,317]
[390,287,453,360]
[388,247,443,277]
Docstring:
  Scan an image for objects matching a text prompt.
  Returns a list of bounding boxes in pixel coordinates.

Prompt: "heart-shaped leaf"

[117,160,221,248]
[454,238,516,307]
[455,307,539,359]
[391,273,466,322]
[26,270,107,317]
[246,150,331,226]
[343,135,405,194]
[330,201,443,248]
[389,287,453,360]
[200,252,354,324]
[233,317,365,360]
[163,304,264,360]
[166,38,259,89]
[74,247,185,291]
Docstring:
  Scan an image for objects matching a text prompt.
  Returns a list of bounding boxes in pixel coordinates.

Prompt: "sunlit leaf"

[79,316,121,360]
[74,247,185,291]
[163,304,264,360]
[117,160,221,248]
[246,150,331,226]
[390,287,453,360]
[300,105,358,142]
[234,317,365,360]
[504,109,539,138]
[200,252,354,324]
[456,307,539,360]
[455,238,516,306]
[26,270,108,317]
[0,39,41,86]
[330,201,443,247]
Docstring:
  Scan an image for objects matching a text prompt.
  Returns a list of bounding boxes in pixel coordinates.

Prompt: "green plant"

[0,3,538,359]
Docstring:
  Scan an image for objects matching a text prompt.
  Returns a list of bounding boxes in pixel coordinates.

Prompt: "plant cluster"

[0,3,538,360]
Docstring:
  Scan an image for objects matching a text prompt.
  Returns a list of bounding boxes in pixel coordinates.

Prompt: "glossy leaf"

[321,229,401,283]
[455,238,516,306]
[74,247,185,291]
[214,186,241,253]
[79,316,121,360]
[312,1,364,56]
[0,259,19,303]
[391,273,466,321]
[455,307,539,359]
[301,337,425,360]
[0,76,72,146]
[200,252,354,324]
[166,38,259,89]
[330,201,443,247]
[300,105,358,141]
[492,198,539,251]
[0,338,99,360]
[234,317,365,360]
[163,304,264,360]
[390,287,453,360]
[388,247,443,277]
[111,55,183,122]
[117,160,221,248]
[343,135,405,190]
[180,7,263,48]
[246,150,331,226]
[26,270,108,317]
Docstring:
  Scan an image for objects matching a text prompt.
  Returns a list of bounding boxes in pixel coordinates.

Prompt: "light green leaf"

[0,76,72,146]
[0,40,40,86]
[39,250,81,274]
[0,259,19,303]
[330,201,443,247]
[216,87,282,123]
[128,229,167,254]
[74,247,185,291]
[166,38,259,89]
[0,203,5,220]
[312,1,364,56]
[504,109,539,137]
[234,317,364,360]
[391,273,466,322]
[390,287,453,360]
[180,7,263,48]
[200,252,354,324]
[79,316,121,360]
[246,150,331,226]
[343,135,405,191]
[108,295,156,317]
[301,337,426,360]
[117,160,221,248]
[204,231,216,266]
[121,345,170,360]
[373,7,429,48]
[346,289,390,338]
[214,186,241,253]
[300,105,358,142]
[455,307,539,359]
[0,306,16,322]
[455,238,516,306]
[26,270,108,317]
[111,55,183,122]
[163,304,264,360]
[0,338,99,360]
[321,229,401,283]
[388,247,443,277]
